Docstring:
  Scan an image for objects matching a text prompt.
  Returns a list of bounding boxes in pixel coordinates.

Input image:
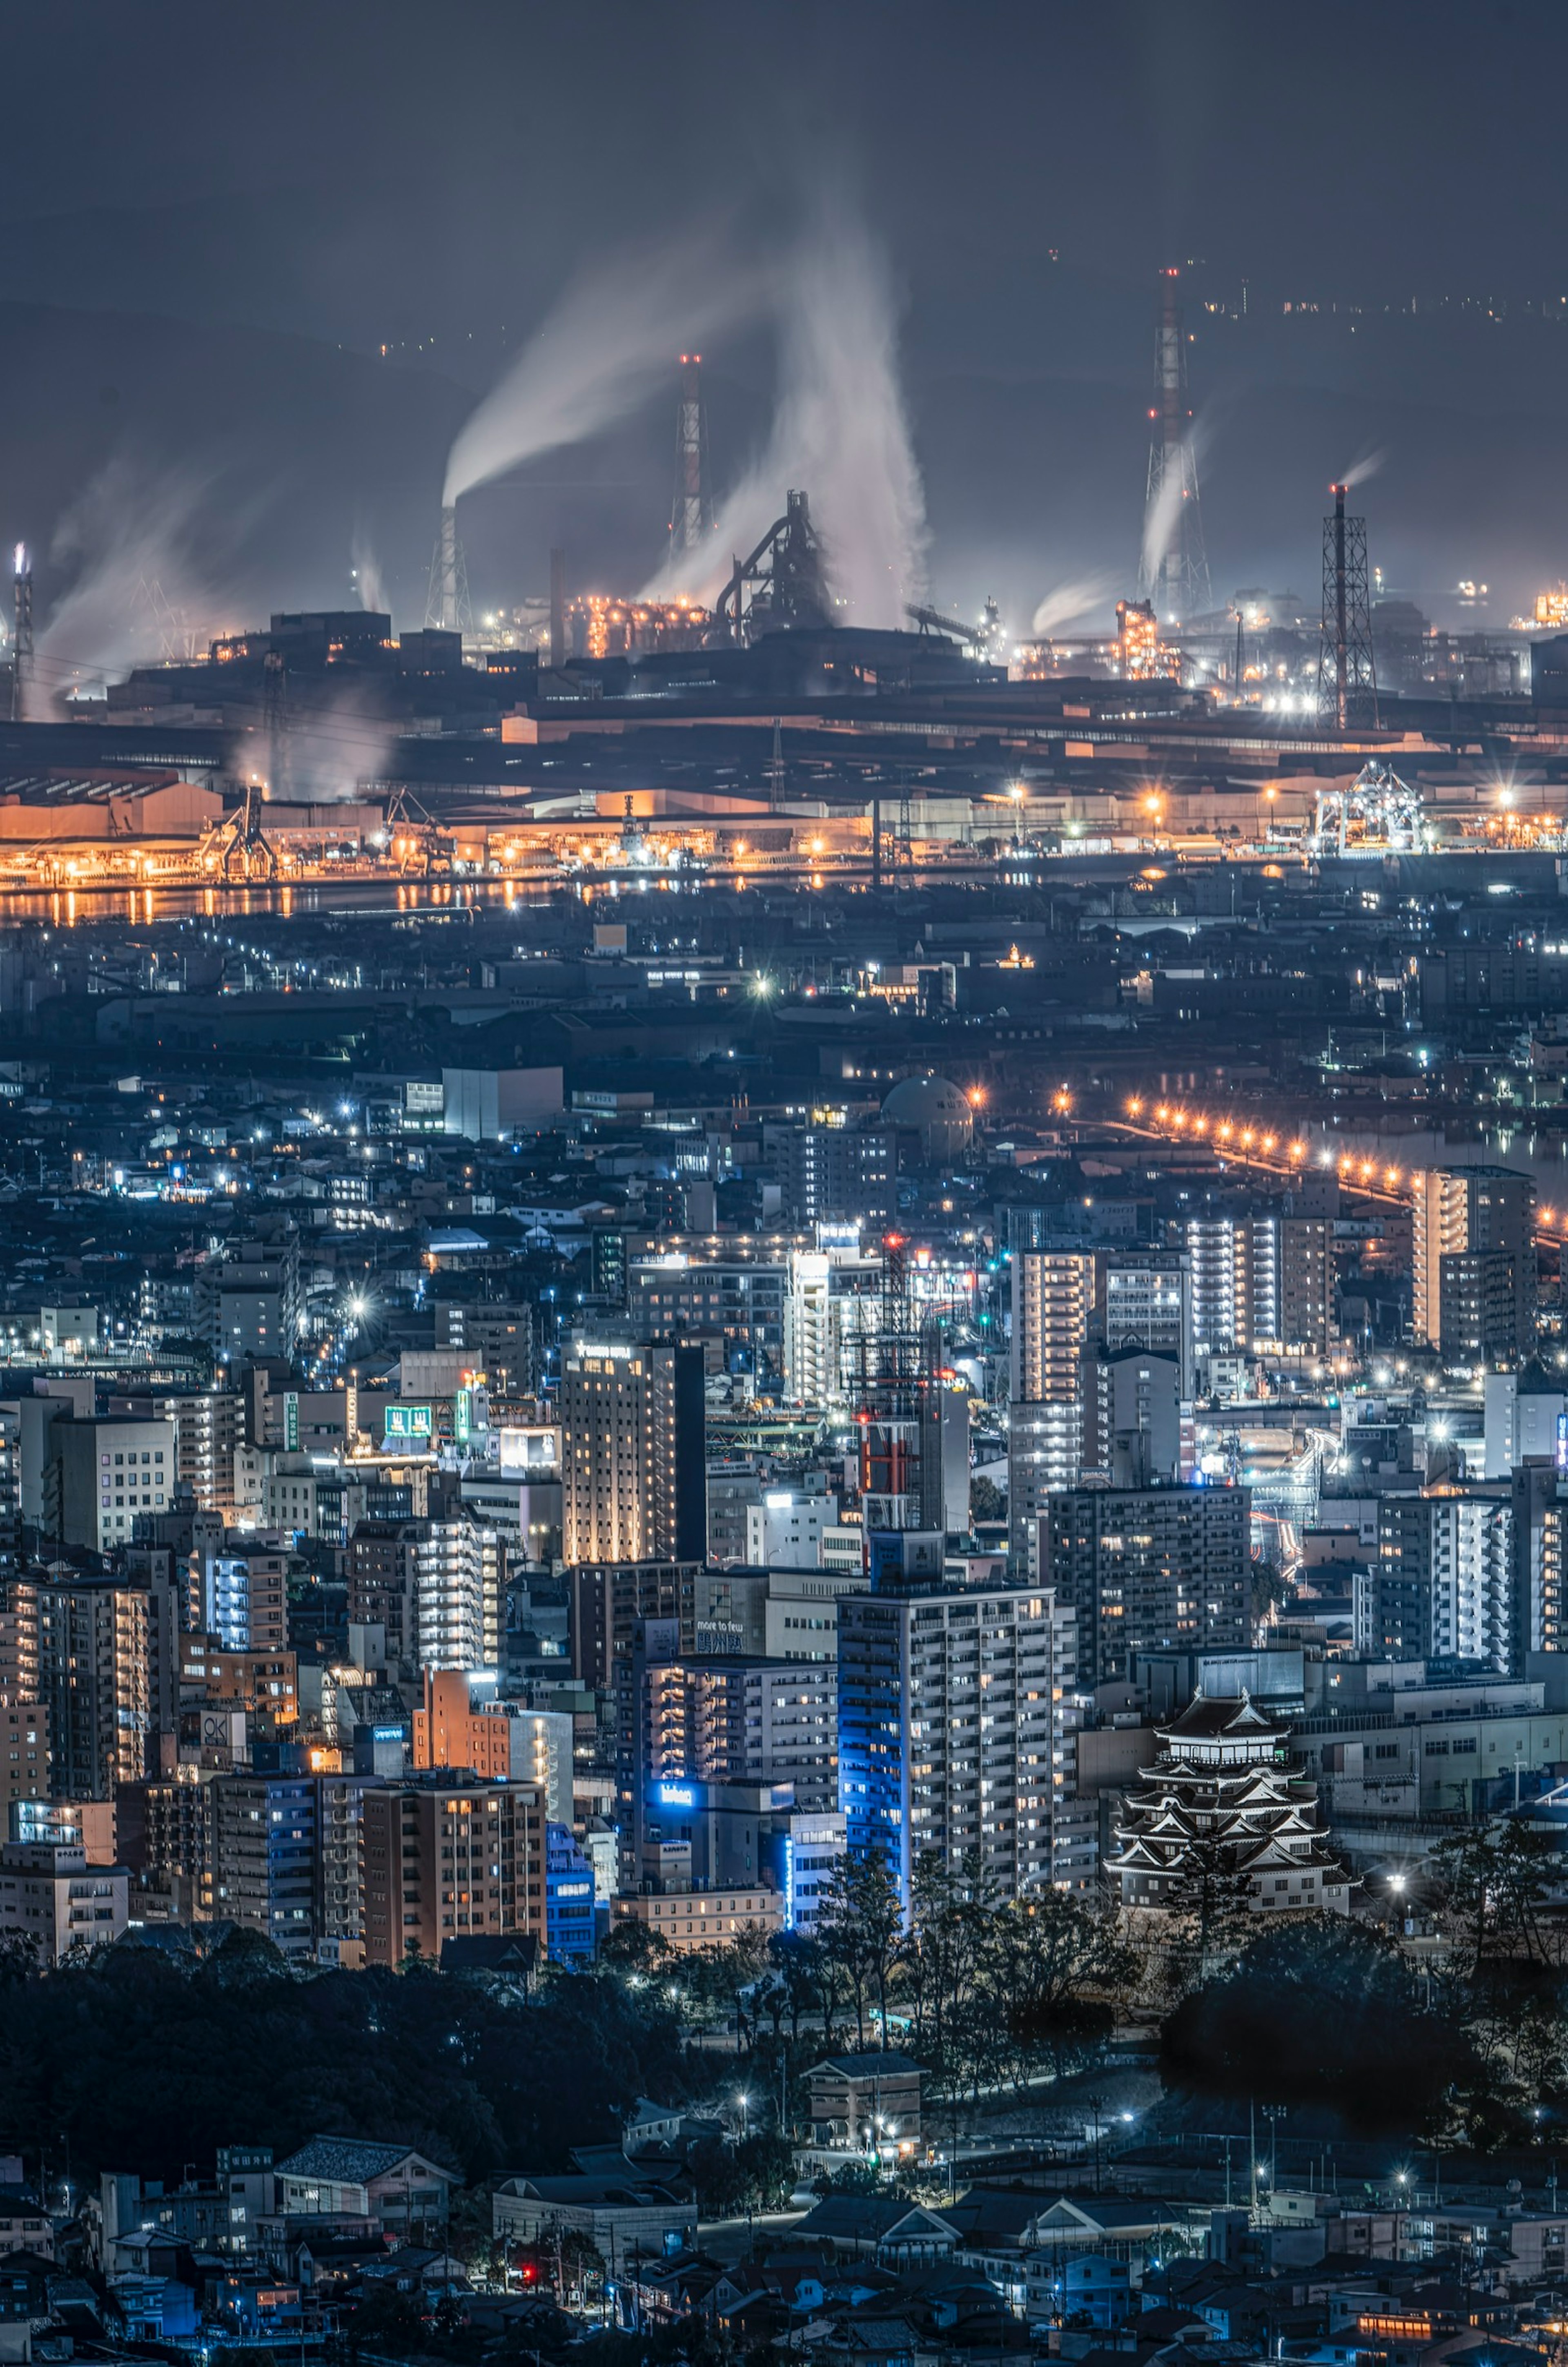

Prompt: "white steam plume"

[651,215,927,627]
[350,528,390,620]
[1138,417,1208,605]
[28,457,221,716]
[1338,448,1385,490]
[443,234,757,508]
[1030,576,1118,638]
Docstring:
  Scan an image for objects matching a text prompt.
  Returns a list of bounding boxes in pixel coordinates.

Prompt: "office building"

[1412,1165,1535,1364]
[561,1342,706,1566]
[44,1415,176,1552]
[836,1582,1085,1911]
[1041,1485,1250,1688]
[361,1776,543,1966]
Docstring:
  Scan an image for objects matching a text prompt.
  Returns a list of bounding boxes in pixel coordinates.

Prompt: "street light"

[736,2092,750,2139]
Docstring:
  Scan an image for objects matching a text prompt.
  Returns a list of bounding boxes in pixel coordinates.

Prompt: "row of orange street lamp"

[1120,1093,1568,1244]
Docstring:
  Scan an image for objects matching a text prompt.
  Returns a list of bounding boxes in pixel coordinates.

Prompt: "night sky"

[3,0,1565,661]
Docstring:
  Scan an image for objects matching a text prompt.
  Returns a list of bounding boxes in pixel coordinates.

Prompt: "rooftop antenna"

[1138,268,1211,625]
[10,544,33,723]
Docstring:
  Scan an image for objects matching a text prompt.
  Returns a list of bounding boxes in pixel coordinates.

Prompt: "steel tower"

[1316,483,1378,729]
[1139,268,1211,625]
[423,502,472,634]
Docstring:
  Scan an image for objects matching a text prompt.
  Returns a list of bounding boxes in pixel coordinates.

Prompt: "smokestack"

[549,548,566,674]
[10,544,32,724]
[423,503,470,634]
[672,353,710,553]
[1331,482,1349,732]
[437,504,458,633]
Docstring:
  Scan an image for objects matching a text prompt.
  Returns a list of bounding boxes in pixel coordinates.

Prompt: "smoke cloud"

[29,457,222,716]
[1138,417,1208,610]
[350,528,390,621]
[443,234,757,508]
[1339,448,1386,490]
[1030,576,1118,638]
[652,213,927,627]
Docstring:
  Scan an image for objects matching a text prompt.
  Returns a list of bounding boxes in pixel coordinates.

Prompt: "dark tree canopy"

[1160,1915,1473,2133]
[0,1948,692,2186]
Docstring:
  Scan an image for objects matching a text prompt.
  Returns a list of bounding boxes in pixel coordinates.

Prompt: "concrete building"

[1041,1485,1250,1689]
[1483,1361,1567,1478]
[412,1669,573,1822]
[361,1776,543,1966]
[561,1341,706,1567]
[0,1831,128,1961]
[196,1544,288,1655]
[1080,1344,1181,1489]
[1412,1165,1535,1364]
[609,1883,783,1954]
[837,1582,1087,1911]
[441,1065,564,1141]
[764,1122,896,1228]
[44,1414,176,1551]
[200,1232,303,1363]
[411,1512,502,1674]
[35,1573,178,1795]
[1365,1489,1516,1671]
[744,1489,837,1569]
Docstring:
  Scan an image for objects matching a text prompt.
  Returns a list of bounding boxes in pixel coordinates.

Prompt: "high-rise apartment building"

[763,1123,896,1228]
[210,1769,381,1965]
[836,1583,1089,1911]
[1041,1485,1250,1688]
[412,1512,502,1674]
[637,1654,838,1812]
[1412,1166,1535,1364]
[361,1776,543,1966]
[35,1573,178,1795]
[1186,1214,1335,1359]
[0,1582,48,1816]
[561,1341,706,1566]
[1366,1490,1516,1671]
[1008,1238,1095,1566]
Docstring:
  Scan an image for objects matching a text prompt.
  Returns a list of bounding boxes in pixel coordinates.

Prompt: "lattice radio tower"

[1316,482,1378,728]
[1138,268,1211,624]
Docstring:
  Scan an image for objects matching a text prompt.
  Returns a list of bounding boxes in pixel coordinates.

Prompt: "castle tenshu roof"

[1159,1691,1284,1743]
